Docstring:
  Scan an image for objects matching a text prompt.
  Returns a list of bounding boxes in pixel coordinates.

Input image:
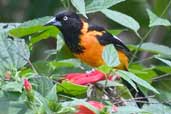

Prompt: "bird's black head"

[45,11,83,33]
[45,11,85,54]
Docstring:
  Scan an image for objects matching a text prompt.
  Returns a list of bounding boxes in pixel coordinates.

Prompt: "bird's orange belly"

[75,44,105,67]
[74,31,128,69]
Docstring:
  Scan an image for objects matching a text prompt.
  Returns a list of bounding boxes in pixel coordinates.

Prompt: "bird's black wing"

[88,24,130,57]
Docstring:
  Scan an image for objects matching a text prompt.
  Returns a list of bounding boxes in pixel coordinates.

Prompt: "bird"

[45,11,148,108]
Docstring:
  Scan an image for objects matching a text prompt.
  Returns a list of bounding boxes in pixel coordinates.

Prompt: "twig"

[152,73,171,82]
[27,59,38,74]
[133,55,154,64]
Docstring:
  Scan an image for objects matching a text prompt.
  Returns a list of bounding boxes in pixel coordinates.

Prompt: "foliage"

[0,0,171,114]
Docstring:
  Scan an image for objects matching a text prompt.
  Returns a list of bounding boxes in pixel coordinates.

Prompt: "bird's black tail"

[122,79,149,108]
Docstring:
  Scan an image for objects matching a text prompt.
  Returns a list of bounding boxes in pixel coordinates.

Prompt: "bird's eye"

[63,16,68,21]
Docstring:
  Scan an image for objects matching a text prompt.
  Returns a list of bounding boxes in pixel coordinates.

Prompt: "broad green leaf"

[56,34,65,51]
[154,66,171,73]
[143,99,171,114]
[33,61,54,76]
[97,65,113,74]
[85,0,125,13]
[2,81,23,93]
[19,16,53,27]
[50,59,81,69]
[115,105,144,114]
[46,84,61,112]
[117,70,159,94]
[30,26,58,45]
[8,16,59,45]
[129,43,171,56]
[71,0,87,18]
[147,9,171,27]
[107,29,124,35]
[0,32,30,76]
[57,81,87,97]
[116,70,138,92]
[29,76,53,97]
[46,84,57,101]
[0,23,20,32]
[154,56,171,67]
[56,44,74,60]
[9,25,45,38]
[97,80,123,87]
[141,42,171,56]
[102,44,120,67]
[0,96,32,114]
[34,91,52,114]
[9,25,59,45]
[129,64,157,82]
[101,9,140,33]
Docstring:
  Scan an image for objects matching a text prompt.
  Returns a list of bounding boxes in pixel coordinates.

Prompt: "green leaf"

[143,99,171,114]
[30,26,59,45]
[97,65,113,74]
[117,70,159,94]
[97,80,123,87]
[9,16,54,37]
[102,44,120,67]
[29,76,53,97]
[141,42,171,56]
[85,0,125,13]
[71,0,87,18]
[9,25,59,45]
[57,81,87,97]
[101,9,140,33]
[50,59,81,69]
[56,34,65,51]
[19,16,53,27]
[115,105,144,114]
[128,64,157,82]
[0,32,30,76]
[107,29,124,35]
[116,70,138,92]
[46,84,61,112]
[9,25,45,38]
[33,61,54,76]
[46,84,57,102]
[56,44,74,60]
[8,16,59,45]
[154,55,171,67]
[146,9,171,27]
[2,81,23,93]
[0,23,20,32]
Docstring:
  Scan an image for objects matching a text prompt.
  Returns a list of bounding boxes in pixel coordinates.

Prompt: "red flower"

[76,101,105,114]
[24,79,32,91]
[65,70,105,85]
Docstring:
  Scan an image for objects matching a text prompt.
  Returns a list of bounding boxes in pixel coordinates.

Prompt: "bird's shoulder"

[87,24,130,56]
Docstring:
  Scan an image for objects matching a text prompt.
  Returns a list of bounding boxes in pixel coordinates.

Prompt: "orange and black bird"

[45,11,148,108]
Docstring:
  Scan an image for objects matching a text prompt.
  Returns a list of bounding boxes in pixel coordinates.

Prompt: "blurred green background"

[1,0,170,43]
[0,0,170,61]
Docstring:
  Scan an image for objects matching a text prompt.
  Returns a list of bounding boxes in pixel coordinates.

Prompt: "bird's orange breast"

[75,31,105,67]
[74,21,128,70]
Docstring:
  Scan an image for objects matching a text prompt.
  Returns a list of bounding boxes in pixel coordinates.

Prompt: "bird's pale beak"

[45,17,62,27]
